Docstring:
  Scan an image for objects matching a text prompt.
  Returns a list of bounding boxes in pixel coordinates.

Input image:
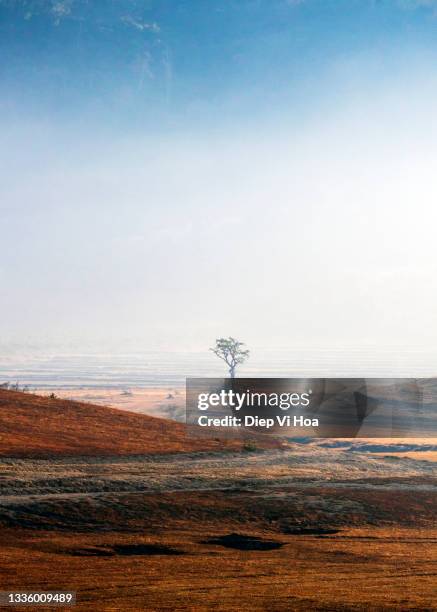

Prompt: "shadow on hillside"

[203,533,284,550]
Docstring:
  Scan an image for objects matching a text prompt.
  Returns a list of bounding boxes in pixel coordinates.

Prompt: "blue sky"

[2,1,437,353]
[2,0,437,125]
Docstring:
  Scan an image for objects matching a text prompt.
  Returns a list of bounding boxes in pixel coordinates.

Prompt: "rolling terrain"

[0,390,436,610]
[0,389,278,456]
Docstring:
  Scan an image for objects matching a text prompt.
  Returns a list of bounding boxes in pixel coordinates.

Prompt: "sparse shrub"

[49,392,57,400]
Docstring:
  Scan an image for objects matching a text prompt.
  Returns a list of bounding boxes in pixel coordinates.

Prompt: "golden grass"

[0,389,279,457]
[1,526,436,611]
[1,389,436,610]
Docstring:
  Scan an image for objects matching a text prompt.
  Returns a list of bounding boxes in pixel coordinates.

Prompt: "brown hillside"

[0,389,278,457]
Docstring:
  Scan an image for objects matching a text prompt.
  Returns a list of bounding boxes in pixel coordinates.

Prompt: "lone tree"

[210,337,250,378]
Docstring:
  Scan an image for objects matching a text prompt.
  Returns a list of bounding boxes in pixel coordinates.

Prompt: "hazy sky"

[2,0,437,352]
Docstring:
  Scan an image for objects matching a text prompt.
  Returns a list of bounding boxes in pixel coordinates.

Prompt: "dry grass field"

[39,386,187,420]
[0,389,278,456]
[1,525,436,611]
[0,390,436,611]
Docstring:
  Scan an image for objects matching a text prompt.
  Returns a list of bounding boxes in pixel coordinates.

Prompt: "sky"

[2,0,437,354]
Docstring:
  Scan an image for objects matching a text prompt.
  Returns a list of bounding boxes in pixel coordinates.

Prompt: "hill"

[0,389,277,457]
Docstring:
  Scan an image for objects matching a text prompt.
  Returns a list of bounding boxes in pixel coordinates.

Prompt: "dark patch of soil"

[70,543,183,556]
[204,533,284,550]
[70,547,114,557]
